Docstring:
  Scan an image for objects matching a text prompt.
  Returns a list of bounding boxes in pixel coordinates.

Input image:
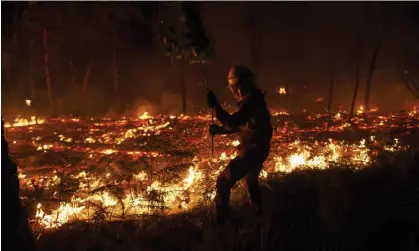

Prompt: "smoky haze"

[1,2,418,118]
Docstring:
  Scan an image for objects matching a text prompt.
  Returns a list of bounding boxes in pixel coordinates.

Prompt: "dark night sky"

[2,2,419,115]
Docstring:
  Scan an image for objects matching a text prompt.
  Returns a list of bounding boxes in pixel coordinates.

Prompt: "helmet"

[227,65,256,99]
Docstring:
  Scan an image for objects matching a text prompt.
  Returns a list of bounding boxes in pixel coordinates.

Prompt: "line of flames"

[21,136,405,229]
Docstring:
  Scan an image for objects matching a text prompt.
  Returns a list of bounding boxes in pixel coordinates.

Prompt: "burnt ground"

[34,151,419,251]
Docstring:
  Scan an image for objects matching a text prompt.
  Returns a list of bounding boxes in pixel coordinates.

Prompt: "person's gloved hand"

[209,124,222,135]
[207,91,219,109]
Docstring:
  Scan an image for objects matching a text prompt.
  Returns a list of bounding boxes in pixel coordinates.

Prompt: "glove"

[207,91,219,109]
[209,124,222,135]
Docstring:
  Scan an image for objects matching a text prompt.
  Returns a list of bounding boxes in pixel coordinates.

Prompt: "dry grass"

[34,150,419,251]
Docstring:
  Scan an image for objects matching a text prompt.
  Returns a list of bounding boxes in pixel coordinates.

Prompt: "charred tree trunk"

[68,61,78,88]
[180,61,187,115]
[152,2,163,101]
[112,50,120,108]
[364,40,380,112]
[29,40,36,101]
[42,27,53,112]
[350,6,367,119]
[397,66,419,100]
[3,65,13,94]
[350,66,361,118]
[327,61,334,128]
[82,60,93,93]
[171,58,187,115]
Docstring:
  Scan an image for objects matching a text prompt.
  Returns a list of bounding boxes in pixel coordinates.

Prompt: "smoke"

[160,91,182,115]
[122,99,159,118]
[119,91,183,117]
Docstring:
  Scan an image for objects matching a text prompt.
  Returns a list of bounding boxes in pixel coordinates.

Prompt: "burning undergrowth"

[3,107,419,232]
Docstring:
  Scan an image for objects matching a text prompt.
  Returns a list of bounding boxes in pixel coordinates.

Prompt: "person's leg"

[243,147,269,216]
[246,163,263,215]
[215,157,248,223]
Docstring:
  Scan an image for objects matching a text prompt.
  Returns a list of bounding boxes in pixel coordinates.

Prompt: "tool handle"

[203,71,215,156]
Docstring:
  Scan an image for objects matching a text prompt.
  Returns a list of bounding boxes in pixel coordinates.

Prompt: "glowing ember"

[231,140,240,147]
[25,99,32,106]
[4,116,45,128]
[277,87,287,95]
[409,106,418,117]
[139,112,152,120]
[357,106,364,115]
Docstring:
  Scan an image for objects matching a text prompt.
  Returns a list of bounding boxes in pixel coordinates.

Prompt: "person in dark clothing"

[2,119,37,251]
[207,65,273,223]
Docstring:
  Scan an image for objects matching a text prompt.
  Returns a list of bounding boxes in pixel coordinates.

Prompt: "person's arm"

[217,126,239,135]
[209,124,240,135]
[214,102,251,131]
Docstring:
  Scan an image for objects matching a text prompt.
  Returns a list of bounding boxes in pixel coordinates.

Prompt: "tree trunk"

[180,61,187,115]
[29,40,36,101]
[350,66,361,118]
[350,6,367,119]
[152,2,163,101]
[112,50,120,106]
[397,66,419,100]
[42,27,53,112]
[68,61,78,88]
[327,61,334,129]
[82,60,93,93]
[364,40,380,112]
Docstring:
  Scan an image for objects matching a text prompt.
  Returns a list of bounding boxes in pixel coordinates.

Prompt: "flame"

[273,111,290,116]
[357,106,364,115]
[36,144,53,152]
[409,106,418,117]
[231,140,240,147]
[25,99,32,107]
[139,112,152,120]
[277,87,286,95]
[4,116,45,128]
[35,202,85,229]
[133,171,148,181]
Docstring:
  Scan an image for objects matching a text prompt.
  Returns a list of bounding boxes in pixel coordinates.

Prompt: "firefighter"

[207,65,273,224]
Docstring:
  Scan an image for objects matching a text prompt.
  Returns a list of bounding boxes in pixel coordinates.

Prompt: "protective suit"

[207,66,272,223]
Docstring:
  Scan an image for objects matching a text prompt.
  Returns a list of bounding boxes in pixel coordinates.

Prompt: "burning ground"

[4,106,418,234]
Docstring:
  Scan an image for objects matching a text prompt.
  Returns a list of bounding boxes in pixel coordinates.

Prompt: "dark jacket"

[215,89,273,153]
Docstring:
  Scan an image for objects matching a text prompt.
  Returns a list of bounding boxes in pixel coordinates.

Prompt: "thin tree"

[42,27,53,112]
[364,40,380,112]
[349,63,361,119]
[349,6,368,119]
[82,60,93,94]
[160,2,214,115]
[327,54,335,128]
[397,65,419,100]
[29,40,36,100]
[112,50,120,104]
